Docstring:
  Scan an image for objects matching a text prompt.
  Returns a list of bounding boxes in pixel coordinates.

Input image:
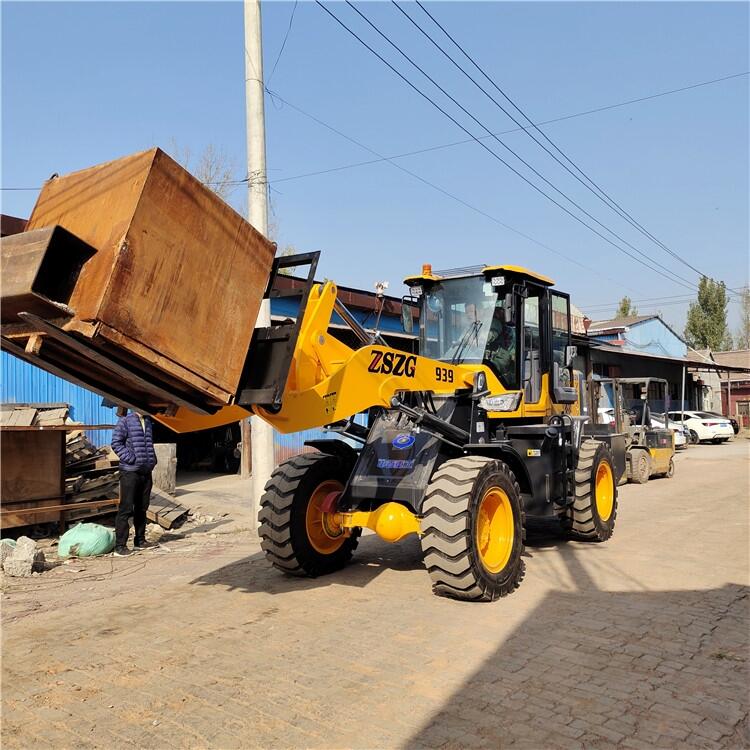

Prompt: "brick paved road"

[2,440,748,749]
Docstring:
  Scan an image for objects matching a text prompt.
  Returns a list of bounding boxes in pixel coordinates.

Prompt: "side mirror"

[564,345,577,367]
[400,300,414,334]
[502,292,515,325]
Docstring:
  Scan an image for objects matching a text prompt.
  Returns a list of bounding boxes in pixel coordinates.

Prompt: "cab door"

[521,284,544,407]
[548,291,578,405]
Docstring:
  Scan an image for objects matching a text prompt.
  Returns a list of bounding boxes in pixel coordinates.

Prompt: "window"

[421,276,497,364]
[550,293,571,368]
[523,292,542,402]
[420,276,519,389]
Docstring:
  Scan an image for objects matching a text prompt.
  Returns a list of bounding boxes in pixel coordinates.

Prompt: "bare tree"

[278,245,299,276]
[170,141,239,205]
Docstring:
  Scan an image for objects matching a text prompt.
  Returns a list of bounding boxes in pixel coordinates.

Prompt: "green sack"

[58,523,115,558]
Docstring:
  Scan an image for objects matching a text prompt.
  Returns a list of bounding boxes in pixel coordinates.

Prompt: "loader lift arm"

[157,252,488,437]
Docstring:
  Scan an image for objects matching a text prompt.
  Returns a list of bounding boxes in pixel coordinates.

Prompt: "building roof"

[588,315,657,333]
[713,350,750,382]
[573,336,750,374]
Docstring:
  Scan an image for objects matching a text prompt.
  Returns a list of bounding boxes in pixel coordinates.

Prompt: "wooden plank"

[0,402,67,410]
[2,498,119,516]
[147,488,188,529]
[0,408,37,427]
[35,407,69,425]
[25,333,43,354]
[0,424,115,431]
[1,498,62,529]
[63,501,119,524]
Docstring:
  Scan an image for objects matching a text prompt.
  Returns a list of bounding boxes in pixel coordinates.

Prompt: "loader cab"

[404,264,577,408]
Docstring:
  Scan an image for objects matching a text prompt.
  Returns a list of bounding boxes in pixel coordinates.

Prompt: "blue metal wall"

[273,413,368,465]
[1,352,115,446]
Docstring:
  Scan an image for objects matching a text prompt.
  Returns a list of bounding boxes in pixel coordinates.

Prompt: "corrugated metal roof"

[589,315,657,332]
[1,352,115,446]
[712,349,750,382]
[586,340,750,372]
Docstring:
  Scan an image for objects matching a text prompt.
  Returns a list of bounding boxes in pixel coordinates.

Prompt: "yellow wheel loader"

[1,149,625,602]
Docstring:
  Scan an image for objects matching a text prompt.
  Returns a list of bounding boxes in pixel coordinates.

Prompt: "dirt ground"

[2,440,748,749]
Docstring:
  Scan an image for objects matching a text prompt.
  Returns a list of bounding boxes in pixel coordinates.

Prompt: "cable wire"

[264,87,633,290]
[267,0,299,84]
[411,1,725,286]
[320,1,698,291]
[344,2,705,291]
[266,70,749,187]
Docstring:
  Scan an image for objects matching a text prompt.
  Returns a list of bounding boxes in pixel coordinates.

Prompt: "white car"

[666,411,734,444]
[650,414,688,449]
[599,407,687,448]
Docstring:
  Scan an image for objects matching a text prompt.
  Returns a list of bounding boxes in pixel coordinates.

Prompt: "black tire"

[689,430,700,445]
[711,438,722,445]
[259,452,360,577]
[665,458,675,478]
[420,456,525,602]
[562,440,617,542]
[630,450,651,484]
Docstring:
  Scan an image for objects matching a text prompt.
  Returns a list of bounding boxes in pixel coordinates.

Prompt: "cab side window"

[551,293,571,368]
[523,292,542,402]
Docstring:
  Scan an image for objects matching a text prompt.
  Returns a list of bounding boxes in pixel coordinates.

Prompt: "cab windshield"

[420,276,519,388]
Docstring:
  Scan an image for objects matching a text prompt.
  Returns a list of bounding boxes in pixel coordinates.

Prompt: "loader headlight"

[479,393,522,412]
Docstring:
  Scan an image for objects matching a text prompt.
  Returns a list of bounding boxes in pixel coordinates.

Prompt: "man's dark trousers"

[116,470,152,547]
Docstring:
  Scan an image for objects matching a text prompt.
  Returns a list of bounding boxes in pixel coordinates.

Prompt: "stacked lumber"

[64,431,119,521]
[0,403,70,427]
[147,487,189,530]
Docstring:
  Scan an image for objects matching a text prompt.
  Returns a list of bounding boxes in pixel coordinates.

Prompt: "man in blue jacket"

[111,409,158,556]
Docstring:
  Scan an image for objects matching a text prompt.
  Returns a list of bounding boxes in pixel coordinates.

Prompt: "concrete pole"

[244,0,275,520]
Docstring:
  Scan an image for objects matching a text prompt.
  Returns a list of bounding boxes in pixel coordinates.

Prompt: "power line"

[264,87,634,291]
[3,72,746,193]
[410,0,721,286]
[320,1,699,292]
[583,293,697,309]
[268,70,750,186]
[267,0,299,84]
[342,2,704,292]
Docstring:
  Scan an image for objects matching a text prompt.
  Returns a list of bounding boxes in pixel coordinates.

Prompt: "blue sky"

[2,1,748,332]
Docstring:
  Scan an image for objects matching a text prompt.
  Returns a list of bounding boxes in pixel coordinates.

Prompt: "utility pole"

[243,0,275,521]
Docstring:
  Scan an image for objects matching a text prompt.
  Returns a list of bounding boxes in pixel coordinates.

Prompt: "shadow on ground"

[404,539,749,749]
[190,533,426,594]
[189,521,613,595]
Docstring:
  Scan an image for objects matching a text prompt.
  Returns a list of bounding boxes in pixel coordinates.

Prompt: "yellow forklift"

[595,377,675,483]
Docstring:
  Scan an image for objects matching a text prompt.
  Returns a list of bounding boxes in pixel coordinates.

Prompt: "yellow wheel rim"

[595,461,614,521]
[305,480,346,554]
[475,487,515,574]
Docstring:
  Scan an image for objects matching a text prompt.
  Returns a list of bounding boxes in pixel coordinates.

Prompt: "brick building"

[713,349,750,427]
